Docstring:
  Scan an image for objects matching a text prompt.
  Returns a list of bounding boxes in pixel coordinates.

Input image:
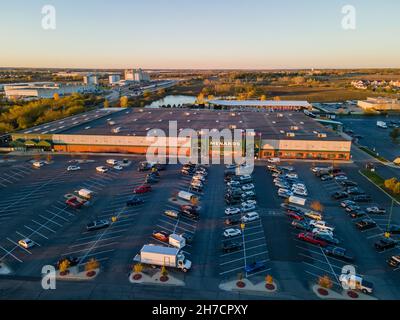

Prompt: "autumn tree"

[311,201,324,213]
[53,93,60,101]
[385,178,398,192]
[120,96,129,108]
[104,99,109,108]
[260,95,267,101]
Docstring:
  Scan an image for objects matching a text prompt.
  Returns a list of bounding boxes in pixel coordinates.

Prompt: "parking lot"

[1,155,400,300]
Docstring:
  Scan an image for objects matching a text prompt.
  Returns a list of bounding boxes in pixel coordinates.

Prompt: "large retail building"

[11,103,352,161]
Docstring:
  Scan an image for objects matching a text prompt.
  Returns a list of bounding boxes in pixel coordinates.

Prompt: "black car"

[324,246,354,263]
[222,241,243,253]
[388,225,400,235]
[375,238,398,252]
[180,210,199,221]
[349,210,367,219]
[331,191,349,200]
[346,205,361,213]
[86,220,110,231]
[145,175,159,184]
[356,219,377,231]
[191,185,203,193]
[291,220,313,232]
[225,216,242,226]
[341,180,358,188]
[226,198,241,205]
[126,196,144,206]
[347,188,366,196]
[352,195,372,203]
[315,234,340,246]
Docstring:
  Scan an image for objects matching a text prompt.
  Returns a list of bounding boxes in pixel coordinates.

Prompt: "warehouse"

[11,106,352,161]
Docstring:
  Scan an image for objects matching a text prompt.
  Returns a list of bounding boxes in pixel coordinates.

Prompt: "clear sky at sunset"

[1,0,399,69]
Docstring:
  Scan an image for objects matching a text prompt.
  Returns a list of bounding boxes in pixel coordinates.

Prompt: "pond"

[145,95,196,108]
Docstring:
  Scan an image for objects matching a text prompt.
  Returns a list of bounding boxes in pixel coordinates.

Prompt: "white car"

[286,173,298,179]
[33,161,45,168]
[293,188,308,197]
[225,207,242,216]
[223,228,242,238]
[227,181,241,188]
[241,212,260,223]
[114,165,123,171]
[18,239,35,249]
[242,184,255,191]
[67,165,81,171]
[242,200,257,207]
[312,228,334,238]
[193,175,206,182]
[335,175,348,181]
[241,203,256,213]
[239,175,253,183]
[191,180,203,187]
[106,159,118,166]
[96,166,109,173]
[268,158,281,163]
[309,220,335,232]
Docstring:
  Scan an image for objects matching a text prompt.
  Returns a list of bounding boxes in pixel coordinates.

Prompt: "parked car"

[291,220,313,231]
[126,196,144,206]
[366,207,386,215]
[222,241,243,253]
[349,210,367,219]
[356,219,377,231]
[331,191,349,200]
[287,211,304,221]
[241,212,260,223]
[352,195,372,203]
[314,233,340,246]
[18,238,35,249]
[324,246,354,263]
[67,165,81,171]
[320,175,333,181]
[86,220,110,231]
[347,188,366,196]
[152,231,170,243]
[346,205,361,213]
[225,207,242,216]
[241,191,256,201]
[225,216,242,226]
[387,255,400,268]
[304,211,323,221]
[335,175,348,181]
[309,220,335,232]
[375,237,398,252]
[341,181,358,188]
[242,184,255,191]
[164,210,180,219]
[278,189,293,199]
[96,166,108,173]
[223,228,242,238]
[181,232,194,244]
[227,181,241,188]
[297,233,327,247]
[341,200,356,208]
[133,184,152,194]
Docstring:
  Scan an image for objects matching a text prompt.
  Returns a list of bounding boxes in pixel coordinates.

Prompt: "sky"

[0,0,399,69]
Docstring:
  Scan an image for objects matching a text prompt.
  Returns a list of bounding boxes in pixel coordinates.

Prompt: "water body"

[145,95,196,109]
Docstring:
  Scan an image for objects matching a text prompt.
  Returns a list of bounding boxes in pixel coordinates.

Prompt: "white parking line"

[69,235,122,248]
[24,226,49,239]
[63,242,118,256]
[0,244,23,263]
[31,220,56,233]
[39,215,63,227]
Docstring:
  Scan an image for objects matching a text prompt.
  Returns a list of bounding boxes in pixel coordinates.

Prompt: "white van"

[178,191,198,203]
[268,158,281,164]
[106,159,118,166]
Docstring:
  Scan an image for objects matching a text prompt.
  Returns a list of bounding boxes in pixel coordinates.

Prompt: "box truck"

[78,189,94,200]
[178,191,198,203]
[288,196,307,206]
[134,245,192,272]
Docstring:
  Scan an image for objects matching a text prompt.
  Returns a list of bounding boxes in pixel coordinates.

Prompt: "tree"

[390,128,400,143]
[59,259,70,273]
[120,96,129,108]
[85,258,100,272]
[157,88,166,96]
[53,93,60,101]
[318,276,333,289]
[104,99,109,108]
[143,90,151,99]
[394,182,400,195]
[311,201,324,213]
[196,93,205,104]
[274,96,281,101]
[260,95,267,101]
[385,178,398,192]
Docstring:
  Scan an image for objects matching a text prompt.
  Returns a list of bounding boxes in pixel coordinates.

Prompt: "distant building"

[124,69,150,82]
[358,97,400,111]
[4,82,96,99]
[83,74,98,85]
[207,100,312,111]
[109,74,121,85]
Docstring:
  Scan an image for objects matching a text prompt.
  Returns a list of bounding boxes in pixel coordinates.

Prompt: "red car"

[66,197,83,209]
[133,184,152,194]
[286,210,304,221]
[297,233,327,247]
[152,231,169,243]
